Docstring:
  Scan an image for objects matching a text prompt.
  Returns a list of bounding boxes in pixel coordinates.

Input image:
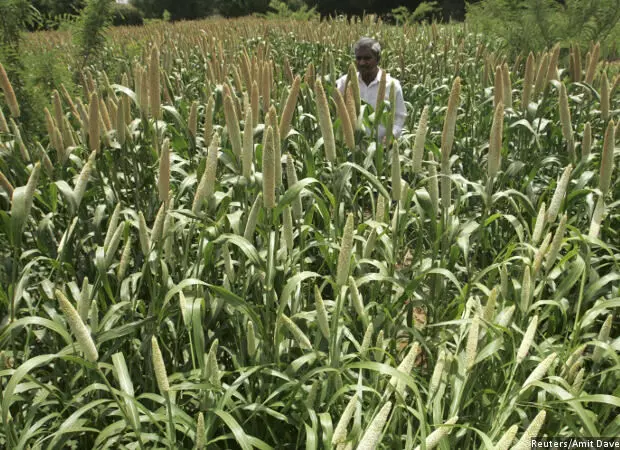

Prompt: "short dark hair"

[354,37,381,62]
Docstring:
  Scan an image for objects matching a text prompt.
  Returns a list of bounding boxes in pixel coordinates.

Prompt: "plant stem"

[96,365,146,450]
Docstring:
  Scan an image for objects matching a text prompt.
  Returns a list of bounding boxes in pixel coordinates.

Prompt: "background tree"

[73,0,113,69]
[30,0,85,18]
[306,0,388,16]
[212,0,270,17]
[111,3,144,26]
[437,0,466,20]
[391,2,441,24]
[29,0,84,29]
[131,0,214,20]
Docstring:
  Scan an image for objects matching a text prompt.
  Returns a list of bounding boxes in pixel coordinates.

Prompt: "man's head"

[354,37,380,81]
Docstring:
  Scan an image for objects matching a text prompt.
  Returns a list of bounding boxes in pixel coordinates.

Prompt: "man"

[336,37,406,141]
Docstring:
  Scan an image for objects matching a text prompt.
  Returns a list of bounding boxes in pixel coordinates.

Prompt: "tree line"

[29,0,469,25]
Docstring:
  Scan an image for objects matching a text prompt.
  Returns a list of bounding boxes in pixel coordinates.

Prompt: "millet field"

[0,15,618,449]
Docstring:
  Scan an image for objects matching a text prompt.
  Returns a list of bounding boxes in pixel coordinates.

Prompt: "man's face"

[355,47,378,77]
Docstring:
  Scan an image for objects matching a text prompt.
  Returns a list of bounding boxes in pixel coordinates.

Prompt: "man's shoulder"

[335,73,350,88]
[383,71,403,89]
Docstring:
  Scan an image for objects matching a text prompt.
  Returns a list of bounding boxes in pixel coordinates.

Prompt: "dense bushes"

[131,0,213,20]
[111,3,144,26]
[390,2,441,24]
[0,0,44,135]
[264,0,319,20]
[73,0,113,68]
[466,0,620,57]
[215,0,270,17]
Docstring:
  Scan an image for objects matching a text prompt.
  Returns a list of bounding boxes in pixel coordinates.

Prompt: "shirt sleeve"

[393,81,406,138]
[336,74,347,94]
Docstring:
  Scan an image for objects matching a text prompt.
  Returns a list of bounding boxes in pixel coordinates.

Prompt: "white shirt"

[336,68,406,139]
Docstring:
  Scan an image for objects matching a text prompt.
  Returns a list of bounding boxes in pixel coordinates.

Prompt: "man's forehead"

[355,47,374,56]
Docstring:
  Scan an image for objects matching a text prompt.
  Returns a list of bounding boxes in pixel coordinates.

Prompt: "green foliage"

[561,0,620,47]
[214,0,270,17]
[73,0,113,68]
[111,3,144,26]
[23,50,72,97]
[265,0,319,20]
[0,0,39,51]
[436,0,466,20]
[35,12,79,31]
[30,0,84,30]
[0,0,43,135]
[21,49,73,134]
[131,0,213,20]
[412,1,441,21]
[391,2,440,24]
[31,0,85,17]
[390,5,410,24]
[466,0,620,56]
